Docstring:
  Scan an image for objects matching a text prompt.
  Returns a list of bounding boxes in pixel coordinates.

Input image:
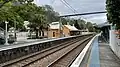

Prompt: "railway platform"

[88,36,120,67]
[71,34,120,67]
[99,37,120,67]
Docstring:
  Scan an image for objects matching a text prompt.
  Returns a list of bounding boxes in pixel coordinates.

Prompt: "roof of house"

[49,22,60,29]
[49,22,78,31]
[64,25,78,31]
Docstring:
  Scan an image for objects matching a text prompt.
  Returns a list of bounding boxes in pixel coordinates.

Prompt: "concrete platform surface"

[99,42,120,67]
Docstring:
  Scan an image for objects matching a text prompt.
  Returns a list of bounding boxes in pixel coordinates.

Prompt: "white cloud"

[84,14,107,24]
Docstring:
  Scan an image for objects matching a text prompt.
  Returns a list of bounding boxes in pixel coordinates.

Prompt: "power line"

[60,0,105,22]
[60,0,76,13]
[62,0,78,13]
[60,11,106,17]
[61,0,88,21]
[60,0,82,21]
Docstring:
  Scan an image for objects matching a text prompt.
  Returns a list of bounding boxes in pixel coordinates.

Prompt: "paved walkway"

[86,36,120,67]
[99,38,120,67]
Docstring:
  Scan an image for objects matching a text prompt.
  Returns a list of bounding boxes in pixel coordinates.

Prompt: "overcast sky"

[34,0,107,24]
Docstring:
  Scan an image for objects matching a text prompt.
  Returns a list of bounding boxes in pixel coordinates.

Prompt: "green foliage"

[106,0,120,29]
[77,19,86,29]
[0,0,60,38]
[74,20,80,29]
[0,0,61,38]
[0,1,25,29]
[61,18,68,25]
[61,17,95,31]
[86,22,95,32]
[44,5,59,23]
[18,0,34,4]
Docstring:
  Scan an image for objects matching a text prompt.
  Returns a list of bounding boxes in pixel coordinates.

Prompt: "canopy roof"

[64,25,78,31]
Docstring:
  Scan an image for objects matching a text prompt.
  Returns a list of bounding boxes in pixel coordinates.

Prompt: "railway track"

[0,35,92,67]
[47,37,91,67]
[25,36,92,67]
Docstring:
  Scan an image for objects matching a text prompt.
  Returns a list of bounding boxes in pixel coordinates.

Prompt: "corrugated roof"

[49,22,60,29]
[64,25,78,31]
[49,22,78,31]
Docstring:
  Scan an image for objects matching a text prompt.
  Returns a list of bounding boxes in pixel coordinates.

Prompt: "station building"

[48,22,81,38]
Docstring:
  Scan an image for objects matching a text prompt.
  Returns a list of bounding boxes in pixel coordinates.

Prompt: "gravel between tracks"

[26,36,92,67]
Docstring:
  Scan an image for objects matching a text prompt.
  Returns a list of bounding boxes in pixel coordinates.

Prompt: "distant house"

[63,25,80,36]
[48,22,81,38]
[48,22,61,38]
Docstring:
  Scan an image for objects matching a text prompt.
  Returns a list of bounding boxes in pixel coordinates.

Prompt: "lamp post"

[4,21,9,45]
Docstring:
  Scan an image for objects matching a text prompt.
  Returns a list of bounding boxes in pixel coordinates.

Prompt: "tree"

[86,22,95,32]
[23,4,49,38]
[74,20,80,29]
[0,0,35,30]
[18,0,34,4]
[0,0,60,38]
[44,5,59,23]
[0,1,24,30]
[60,18,87,30]
[77,19,86,30]
[61,17,74,25]
[0,0,11,8]
[106,0,120,29]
